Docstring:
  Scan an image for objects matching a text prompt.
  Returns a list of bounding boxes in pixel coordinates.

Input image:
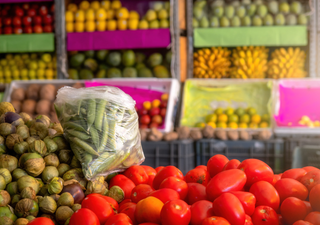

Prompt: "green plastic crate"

[0,33,55,53]
[194,26,307,47]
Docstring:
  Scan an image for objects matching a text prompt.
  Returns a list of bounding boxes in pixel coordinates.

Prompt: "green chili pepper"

[87,99,96,131]
[94,100,107,131]
[67,129,90,140]
[71,137,99,156]
[89,127,99,149]
[98,112,109,152]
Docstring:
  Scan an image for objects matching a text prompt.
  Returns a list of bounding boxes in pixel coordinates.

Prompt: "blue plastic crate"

[141,140,195,175]
[196,139,285,173]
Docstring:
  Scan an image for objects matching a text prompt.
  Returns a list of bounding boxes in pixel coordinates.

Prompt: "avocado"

[96,69,106,78]
[153,65,170,78]
[138,67,153,77]
[85,50,95,58]
[79,69,94,79]
[123,67,138,78]
[135,52,146,64]
[122,50,135,67]
[84,58,98,72]
[107,68,122,78]
[68,69,79,79]
[107,52,121,67]
[96,50,108,61]
[148,53,163,67]
[70,53,85,67]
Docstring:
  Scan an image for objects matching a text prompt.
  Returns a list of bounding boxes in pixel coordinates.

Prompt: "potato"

[140,129,148,141]
[11,88,26,101]
[177,126,190,140]
[26,84,40,100]
[21,99,37,114]
[215,130,227,140]
[239,131,252,140]
[11,100,21,113]
[227,130,239,141]
[148,128,163,141]
[40,84,56,101]
[73,82,84,89]
[190,129,203,140]
[163,132,178,141]
[202,125,214,139]
[256,130,272,141]
[36,99,51,115]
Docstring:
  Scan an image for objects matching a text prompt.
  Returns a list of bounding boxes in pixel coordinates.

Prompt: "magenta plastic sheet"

[275,84,320,126]
[67,29,171,51]
[0,0,52,3]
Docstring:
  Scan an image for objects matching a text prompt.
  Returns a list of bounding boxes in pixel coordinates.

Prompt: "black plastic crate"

[196,139,285,174]
[141,140,195,175]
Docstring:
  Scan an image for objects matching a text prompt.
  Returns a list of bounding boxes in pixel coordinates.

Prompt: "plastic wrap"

[54,86,144,180]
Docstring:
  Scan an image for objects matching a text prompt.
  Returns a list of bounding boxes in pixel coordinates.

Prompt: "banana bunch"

[230,46,269,79]
[267,47,307,79]
[193,47,231,78]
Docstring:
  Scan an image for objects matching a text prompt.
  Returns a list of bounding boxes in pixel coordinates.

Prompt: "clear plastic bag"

[54,86,144,180]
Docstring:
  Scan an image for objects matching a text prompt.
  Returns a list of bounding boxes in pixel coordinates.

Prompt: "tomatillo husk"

[16,125,30,140]
[14,198,39,218]
[0,205,17,222]
[55,206,74,225]
[6,182,18,196]
[5,134,23,150]
[39,196,57,214]
[0,190,10,207]
[17,176,39,194]
[62,168,84,182]
[0,168,12,184]
[20,187,36,200]
[44,138,58,153]
[0,175,6,190]
[57,164,71,177]
[0,155,18,172]
[71,204,81,212]
[0,123,16,136]
[19,153,45,177]
[28,140,47,157]
[70,156,81,169]
[13,142,29,155]
[14,218,29,225]
[11,195,20,208]
[50,194,60,202]
[52,135,69,150]
[25,215,35,221]
[59,150,73,164]
[57,192,74,207]
[48,177,64,195]
[0,216,13,225]
[85,176,106,195]
[19,113,32,124]
[29,122,48,140]
[44,153,60,167]
[42,166,59,183]
[12,169,27,181]
[107,185,125,203]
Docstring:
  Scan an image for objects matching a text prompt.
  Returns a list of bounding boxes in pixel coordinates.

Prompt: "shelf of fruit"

[0,2,55,53]
[193,0,309,47]
[68,50,171,79]
[0,53,57,83]
[66,0,171,50]
[193,46,307,79]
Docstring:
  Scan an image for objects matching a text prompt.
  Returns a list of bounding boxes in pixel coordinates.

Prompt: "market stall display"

[68,50,172,79]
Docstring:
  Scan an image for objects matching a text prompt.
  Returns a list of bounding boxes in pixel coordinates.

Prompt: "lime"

[195,122,206,128]
[249,123,258,129]
[261,114,270,122]
[214,108,224,115]
[240,114,250,123]
[235,108,246,117]
[247,107,257,116]
[206,114,217,123]
[224,107,234,116]
[229,114,239,123]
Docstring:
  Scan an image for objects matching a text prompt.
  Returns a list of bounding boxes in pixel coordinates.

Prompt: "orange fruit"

[195,122,206,128]
[249,123,258,129]
[143,101,151,110]
[224,107,234,116]
[207,122,216,128]
[218,114,228,123]
[251,114,261,124]
[152,99,161,108]
[239,123,248,128]
[217,122,227,128]
[67,3,78,12]
[206,114,217,123]
[135,196,164,224]
[214,108,224,115]
[228,122,238,129]
[246,107,257,116]
[161,93,169,101]
[259,122,269,128]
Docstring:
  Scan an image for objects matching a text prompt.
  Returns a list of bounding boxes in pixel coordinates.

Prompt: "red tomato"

[305,211,320,225]
[249,181,280,211]
[272,174,282,186]
[251,206,278,225]
[309,183,320,211]
[202,216,231,225]
[119,199,132,208]
[139,224,159,225]
[230,191,256,216]
[303,166,319,172]
[238,159,274,188]
[146,174,155,187]
[82,194,114,224]
[153,166,184,190]
[159,176,188,200]
[100,195,119,211]
[29,218,55,225]
[300,170,320,191]
[278,214,285,225]
[186,183,207,205]
[292,221,313,225]
[110,175,136,199]
[105,213,133,225]
[213,193,245,225]
[196,165,207,171]
[223,159,241,171]
[119,202,136,213]
[206,169,247,201]
[121,204,137,225]
[150,188,180,204]
[244,214,253,225]
[304,201,313,215]
[281,197,309,225]
[135,196,164,224]
[185,168,210,186]
[69,208,100,225]
[274,178,308,202]
[131,184,154,204]
[281,168,307,181]
[141,165,157,176]
[124,166,149,185]
[190,200,214,225]
[160,199,191,225]
[207,154,229,178]
[155,166,164,173]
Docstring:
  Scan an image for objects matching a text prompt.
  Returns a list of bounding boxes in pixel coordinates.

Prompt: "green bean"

[98,112,109,152]
[89,127,99,149]
[77,99,82,115]
[54,104,62,118]
[108,119,116,151]
[80,108,87,116]
[87,99,96,131]
[94,100,107,131]
[67,129,90,140]
[89,152,117,175]
[70,142,84,161]
[83,154,93,164]
[64,122,87,133]
[71,137,99,156]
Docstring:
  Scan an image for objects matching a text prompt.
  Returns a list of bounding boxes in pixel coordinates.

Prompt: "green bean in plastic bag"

[54,86,145,180]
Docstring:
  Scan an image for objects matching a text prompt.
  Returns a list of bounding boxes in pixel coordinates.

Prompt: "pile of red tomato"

[30,155,320,225]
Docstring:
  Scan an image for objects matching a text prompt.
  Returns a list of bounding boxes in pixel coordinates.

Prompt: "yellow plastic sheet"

[181,80,273,127]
